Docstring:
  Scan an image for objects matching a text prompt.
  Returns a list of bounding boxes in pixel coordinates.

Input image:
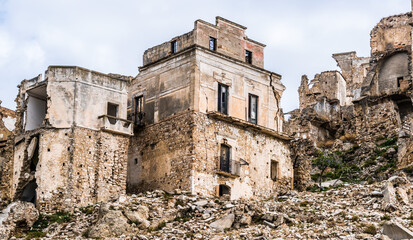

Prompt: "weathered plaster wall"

[195,49,284,131]
[129,51,195,125]
[192,112,292,200]
[194,17,265,68]
[46,67,129,130]
[142,17,265,69]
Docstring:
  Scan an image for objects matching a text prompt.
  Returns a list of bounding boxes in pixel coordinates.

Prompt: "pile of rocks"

[2,174,413,239]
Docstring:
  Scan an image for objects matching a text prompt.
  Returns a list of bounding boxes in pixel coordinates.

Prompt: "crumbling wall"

[142,31,195,66]
[192,111,292,199]
[127,111,195,193]
[370,13,412,55]
[332,52,370,101]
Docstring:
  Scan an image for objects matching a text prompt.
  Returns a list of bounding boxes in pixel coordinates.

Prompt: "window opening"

[107,102,119,124]
[209,37,217,51]
[397,77,403,88]
[245,50,252,64]
[134,95,144,125]
[271,160,279,181]
[249,94,258,124]
[220,144,231,173]
[218,84,228,115]
[171,40,177,53]
[219,184,230,197]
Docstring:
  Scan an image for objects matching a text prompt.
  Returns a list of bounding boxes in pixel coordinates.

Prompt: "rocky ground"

[1,173,413,240]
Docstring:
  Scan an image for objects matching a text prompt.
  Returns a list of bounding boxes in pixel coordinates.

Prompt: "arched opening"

[378,52,409,94]
[218,184,230,197]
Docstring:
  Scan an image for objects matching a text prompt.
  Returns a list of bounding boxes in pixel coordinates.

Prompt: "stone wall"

[128,110,293,200]
[192,111,292,200]
[127,110,195,193]
[11,127,129,211]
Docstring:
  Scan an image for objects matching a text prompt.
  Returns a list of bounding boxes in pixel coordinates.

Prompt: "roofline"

[216,16,247,30]
[138,44,281,78]
[47,65,132,82]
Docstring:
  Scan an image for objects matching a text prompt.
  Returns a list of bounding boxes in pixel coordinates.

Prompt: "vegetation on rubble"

[311,136,399,190]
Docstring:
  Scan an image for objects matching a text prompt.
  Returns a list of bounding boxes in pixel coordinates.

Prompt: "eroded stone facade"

[5,66,132,210]
[128,17,292,200]
[286,11,413,189]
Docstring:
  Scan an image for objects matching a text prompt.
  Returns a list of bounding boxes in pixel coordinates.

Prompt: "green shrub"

[364,224,377,235]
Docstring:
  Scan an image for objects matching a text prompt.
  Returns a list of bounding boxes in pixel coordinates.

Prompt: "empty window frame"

[218,184,230,197]
[107,102,119,124]
[209,37,217,51]
[218,83,229,115]
[248,94,258,124]
[220,144,231,173]
[134,95,144,124]
[270,160,279,181]
[171,40,177,53]
[245,50,252,64]
[397,77,403,88]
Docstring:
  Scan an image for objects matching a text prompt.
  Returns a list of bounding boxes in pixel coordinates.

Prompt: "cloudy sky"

[0,0,411,112]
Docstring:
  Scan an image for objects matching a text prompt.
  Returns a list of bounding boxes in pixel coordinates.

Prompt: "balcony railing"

[98,115,133,136]
[217,160,241,178]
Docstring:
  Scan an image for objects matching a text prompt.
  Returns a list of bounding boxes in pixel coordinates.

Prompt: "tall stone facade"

[128,17,293,200]
[4,66,132,211]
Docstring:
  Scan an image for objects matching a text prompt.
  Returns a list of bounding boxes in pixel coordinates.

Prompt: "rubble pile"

[3,174,413,239]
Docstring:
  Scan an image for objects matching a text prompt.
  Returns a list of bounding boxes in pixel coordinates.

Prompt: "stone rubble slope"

[2,174,413,239]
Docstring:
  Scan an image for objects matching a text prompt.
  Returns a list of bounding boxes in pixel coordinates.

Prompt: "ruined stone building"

[127,17,292,200]
[1,66,132,210]
[1,17,293,208]
[286,11,413,188]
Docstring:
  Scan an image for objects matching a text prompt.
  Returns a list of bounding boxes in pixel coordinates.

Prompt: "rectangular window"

[271,160,278,181]
[245,50,252,64]
[134,95,144,125]
[248,94,258,124]
[397,77,403,88]
[209,37,217,51]
[171,40,177,53]
[107,102,119,124]
[220,144,230,173]
[218,84,229,115]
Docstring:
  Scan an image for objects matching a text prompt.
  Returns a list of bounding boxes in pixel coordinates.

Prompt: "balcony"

[98,115,133,136]
[217,160,241,178]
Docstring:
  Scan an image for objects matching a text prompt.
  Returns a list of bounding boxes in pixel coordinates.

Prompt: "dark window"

[397,77,403,88]
[220,144,230,173]
[134,95,144,125]
[107,102,119,124]
[271,160,278,181]
[171,40,177,53]
[248,94,258,124]
[218,84,228,115]
[218,184,230,197]
[209,37,216,51]
[245,50,252,64]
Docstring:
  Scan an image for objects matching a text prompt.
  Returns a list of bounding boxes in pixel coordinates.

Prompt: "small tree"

[312,151,341,191]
